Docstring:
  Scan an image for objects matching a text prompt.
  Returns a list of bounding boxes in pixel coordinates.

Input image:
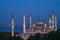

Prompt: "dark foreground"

[0,29,60,40]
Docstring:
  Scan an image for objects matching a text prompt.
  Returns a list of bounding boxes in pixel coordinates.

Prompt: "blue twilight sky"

[0,0,60,29]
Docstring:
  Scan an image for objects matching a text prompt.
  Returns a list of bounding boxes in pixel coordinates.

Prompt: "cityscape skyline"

[0,10,59,28]
[0,11,58,33]
[0,0,60,33]
[0,0,60,40]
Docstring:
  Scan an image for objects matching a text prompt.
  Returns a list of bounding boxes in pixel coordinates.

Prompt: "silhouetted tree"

[42,34,48,40]
[28,35,35,40]
[28,33,42,40]
[47,30,60,40]
[12,35,23,40]
[7,34,12,40]
[34,33,42,40]
[0,33,2,40]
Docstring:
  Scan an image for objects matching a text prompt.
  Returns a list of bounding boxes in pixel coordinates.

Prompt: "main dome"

[34,18,46,28]
[36,20,45,25]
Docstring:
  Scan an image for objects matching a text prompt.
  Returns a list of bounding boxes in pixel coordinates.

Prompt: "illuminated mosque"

[11,10,57,40]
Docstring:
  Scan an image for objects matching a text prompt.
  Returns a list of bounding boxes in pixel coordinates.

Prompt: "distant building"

[21,10,57,40]
[11,10,57,40]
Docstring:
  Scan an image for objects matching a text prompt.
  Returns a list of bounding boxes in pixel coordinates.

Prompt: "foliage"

[28,29,60,40]
[28,33,42,40]
[0,29,60,40]
[0,32,23,40]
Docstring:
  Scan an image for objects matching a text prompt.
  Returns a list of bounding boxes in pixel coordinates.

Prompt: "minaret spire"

[30,14,32,28]
[49,11,52,28]
[51,10,57,31]
[12,13,14,37]
[29,11,33,32]
[51,10,55,28]
[49,17,52,28]
[23,12,26,33]
[55,16,57,31]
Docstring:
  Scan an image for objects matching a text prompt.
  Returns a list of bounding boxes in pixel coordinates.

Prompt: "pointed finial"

[40,17,42,20]
[12,13,14,18]
[49,10,51,17]
[30,11,32,18]
[51,9,55,15]
[24,10,26,14]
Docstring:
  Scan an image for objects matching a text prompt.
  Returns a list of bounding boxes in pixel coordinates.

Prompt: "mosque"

[11,10,57,40]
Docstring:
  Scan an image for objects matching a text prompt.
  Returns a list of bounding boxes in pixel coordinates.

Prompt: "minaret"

[52,14,55,27]
[55,15,57,31]
[30,15,33,32]
[23,14,26,33]
[30,15,32,28]
[51,10,56,31]
[12,14,14,37]
[49,16,52,28]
